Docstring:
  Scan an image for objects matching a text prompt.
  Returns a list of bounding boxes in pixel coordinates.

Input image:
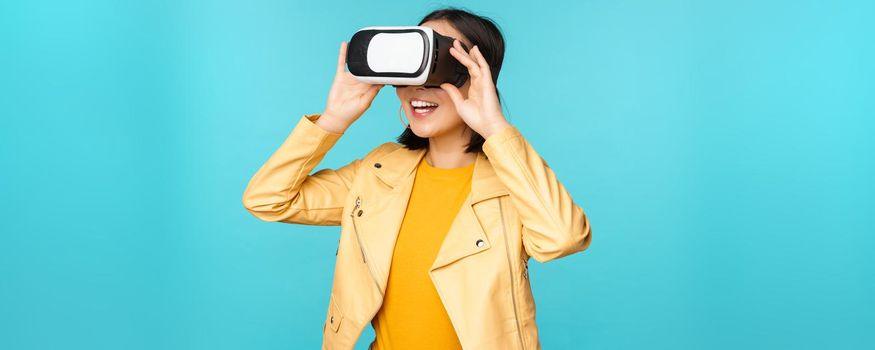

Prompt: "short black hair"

[396,7,506,153]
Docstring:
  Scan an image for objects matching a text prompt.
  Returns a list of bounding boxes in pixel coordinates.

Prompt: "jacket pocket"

[326,293,343,333]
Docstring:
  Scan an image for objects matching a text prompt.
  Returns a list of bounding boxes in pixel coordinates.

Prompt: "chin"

[406,109,458,138]
[410,123,438,138]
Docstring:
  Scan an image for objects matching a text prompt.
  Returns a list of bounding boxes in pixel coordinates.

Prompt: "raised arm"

[482,124,592,263]
[242,114,357,225]
[243,40,385,225]
[439,40,591,263]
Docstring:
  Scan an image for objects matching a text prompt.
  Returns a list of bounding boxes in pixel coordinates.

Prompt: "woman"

[242,8,592,350]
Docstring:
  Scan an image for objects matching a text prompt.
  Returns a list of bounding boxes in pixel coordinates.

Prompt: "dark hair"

[396,7,506,153]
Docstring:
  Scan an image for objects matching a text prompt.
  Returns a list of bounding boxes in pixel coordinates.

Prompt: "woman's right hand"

[319,41,384,133]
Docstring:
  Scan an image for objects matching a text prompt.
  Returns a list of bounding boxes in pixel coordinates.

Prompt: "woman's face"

[395,19,473,139]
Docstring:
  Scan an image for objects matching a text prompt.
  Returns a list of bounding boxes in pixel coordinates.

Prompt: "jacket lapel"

[430,151,509,270]
[371,145,509,204]
[356,146,510,294]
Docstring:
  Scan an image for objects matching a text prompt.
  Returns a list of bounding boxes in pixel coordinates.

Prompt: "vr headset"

[346,26,470,88]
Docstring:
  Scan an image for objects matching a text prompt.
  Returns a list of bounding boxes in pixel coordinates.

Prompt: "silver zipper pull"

[352,196,361,216]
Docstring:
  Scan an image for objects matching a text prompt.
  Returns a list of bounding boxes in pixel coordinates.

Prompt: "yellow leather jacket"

[242,114,592,349]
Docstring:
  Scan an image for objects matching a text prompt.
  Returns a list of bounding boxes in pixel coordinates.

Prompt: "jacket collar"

[372,144,509,203]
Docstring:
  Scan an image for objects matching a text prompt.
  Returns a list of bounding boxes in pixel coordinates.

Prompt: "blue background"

[1,0,872,349]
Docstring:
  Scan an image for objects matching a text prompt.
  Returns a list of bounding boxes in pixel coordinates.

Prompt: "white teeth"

[411,100,438,108]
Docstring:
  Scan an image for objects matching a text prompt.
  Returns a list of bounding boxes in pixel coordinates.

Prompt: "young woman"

[242,8,592,350]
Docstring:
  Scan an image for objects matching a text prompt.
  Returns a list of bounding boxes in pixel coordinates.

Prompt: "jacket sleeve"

[242,113,358,226]
[481,123,592,263]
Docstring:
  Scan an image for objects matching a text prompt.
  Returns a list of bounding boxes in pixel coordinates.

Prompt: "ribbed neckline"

[417,156,475,179]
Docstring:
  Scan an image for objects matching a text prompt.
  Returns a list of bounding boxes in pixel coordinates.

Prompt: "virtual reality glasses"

[346,26,470,88]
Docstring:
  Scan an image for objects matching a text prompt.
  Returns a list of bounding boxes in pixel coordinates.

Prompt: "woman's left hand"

[440,39,512,139]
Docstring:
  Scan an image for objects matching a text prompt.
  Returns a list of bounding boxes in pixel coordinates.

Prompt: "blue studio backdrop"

[1,0,872,349]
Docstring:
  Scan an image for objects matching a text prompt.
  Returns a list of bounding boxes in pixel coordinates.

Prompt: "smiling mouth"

[410,99,439,117]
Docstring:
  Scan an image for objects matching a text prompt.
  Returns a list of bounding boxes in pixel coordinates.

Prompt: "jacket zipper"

[523,258,529,280]
[350,196,367,263]
[350,196,383,297]
[500,199,527,350]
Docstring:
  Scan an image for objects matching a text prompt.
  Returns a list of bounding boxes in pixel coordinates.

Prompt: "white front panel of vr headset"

[349,26,433,85]
[367,32,426,74]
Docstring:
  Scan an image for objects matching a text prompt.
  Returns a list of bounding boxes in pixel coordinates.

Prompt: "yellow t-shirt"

[371,155,475,350]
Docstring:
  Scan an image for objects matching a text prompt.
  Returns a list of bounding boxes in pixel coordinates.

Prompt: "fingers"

[470,45,492,78]
[450,40,481,78]
[337,41,348,75]
[365,84,384,100]
[440,83,464,106]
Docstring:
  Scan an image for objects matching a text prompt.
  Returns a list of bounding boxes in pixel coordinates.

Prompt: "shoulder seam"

[363,141,401,162]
